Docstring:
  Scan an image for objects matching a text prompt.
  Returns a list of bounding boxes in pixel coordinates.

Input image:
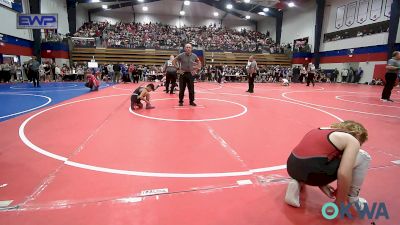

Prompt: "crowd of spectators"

[0,61,89,83]
[1,59,386,86]
[72,21,290,53]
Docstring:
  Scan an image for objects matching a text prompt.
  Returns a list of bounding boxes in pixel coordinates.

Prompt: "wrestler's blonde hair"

[330,120,368,144]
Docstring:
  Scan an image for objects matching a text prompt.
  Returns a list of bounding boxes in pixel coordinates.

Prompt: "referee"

[173,43,201,106]
[246,55,257,93]
[381,51,400,102]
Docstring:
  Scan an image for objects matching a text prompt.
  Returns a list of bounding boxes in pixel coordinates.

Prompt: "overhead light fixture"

[288,2,295,7]
[138,0,144,2]
[258,12,266,16]
[213,12,219,17]
[91,0,100,2]
[184,0,190,5]
[226,4,233,9]
[180,10,185,16]
[263,8,269,12]
[102,5,108,9]
[245,15,250,19]
[244,0,250,3]
[142,6,148,11]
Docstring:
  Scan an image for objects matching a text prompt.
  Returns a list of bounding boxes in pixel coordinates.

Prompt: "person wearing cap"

[381,51,400,102]
[130,84,156,110]
[172,43,201,106]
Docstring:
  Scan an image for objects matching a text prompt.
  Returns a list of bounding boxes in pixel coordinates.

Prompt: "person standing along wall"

[113,63,121,83]
[246,55,257,93]
[28,56,41,87]
[381,51,400,102]
[306,63,316,87]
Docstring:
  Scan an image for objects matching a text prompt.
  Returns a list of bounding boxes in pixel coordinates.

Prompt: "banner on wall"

[370,0,383,21]
[357,0,369,24]
[384,0,392,17]
[345,2,357,26]
[0,0,23,13]
[335,5,346,29]
[0,0,12,8]
[294,37,309,49]
[17,14,58,29]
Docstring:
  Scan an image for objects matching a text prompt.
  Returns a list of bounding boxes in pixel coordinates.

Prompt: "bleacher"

[71,48,291,66]
[71,48,178,65]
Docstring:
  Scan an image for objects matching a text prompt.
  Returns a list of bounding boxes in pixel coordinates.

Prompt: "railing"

[293,44,312,53]
[70,36,289,54]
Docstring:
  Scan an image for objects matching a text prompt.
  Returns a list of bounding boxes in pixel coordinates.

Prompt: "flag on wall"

[357,0,369,24]
[335,5,346,29]
[370,0,383,21]
[345,2,357,26]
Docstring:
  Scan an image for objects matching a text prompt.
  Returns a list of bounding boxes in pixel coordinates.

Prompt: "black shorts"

[130,94,141,104]
[287,153,340,186]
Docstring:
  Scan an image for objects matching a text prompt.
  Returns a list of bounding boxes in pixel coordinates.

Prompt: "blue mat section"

[0,82,112,122]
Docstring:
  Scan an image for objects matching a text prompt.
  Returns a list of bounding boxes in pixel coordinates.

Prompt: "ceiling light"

[258,12,266,16]
[142,6,148,11]
[245,15,250,19]
[226,4,233,9]
[263,8,269,12]
[288,2,295,7]
[213,12,219,17]
[138,0,144,2]
[180,10,185,16]
[244,0,250,3]
[102,5,108,9]
[91,0,100,2]
[184,0,190,5]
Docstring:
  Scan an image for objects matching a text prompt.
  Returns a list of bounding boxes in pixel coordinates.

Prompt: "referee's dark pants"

[306,73,315,86]
[165,71,177,94]
[247,73,255,93]
[179,72,195,103]
[381,72,397,100]
[30,70,40,87]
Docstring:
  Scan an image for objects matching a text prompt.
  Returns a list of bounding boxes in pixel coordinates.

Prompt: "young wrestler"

[285,121,370,209]
[130,83,156,110]
[282,78,290,86]
[85,70,100,91]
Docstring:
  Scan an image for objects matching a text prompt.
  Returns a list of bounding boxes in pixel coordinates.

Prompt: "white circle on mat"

[129,98,247,122]
[10,84,78,89]
[19,93,343,177]
[335,95,400,108]
[0,93,52,119]
[282,91,400,119]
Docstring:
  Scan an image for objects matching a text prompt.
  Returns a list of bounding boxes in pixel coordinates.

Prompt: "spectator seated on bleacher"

[72,22,287,53]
